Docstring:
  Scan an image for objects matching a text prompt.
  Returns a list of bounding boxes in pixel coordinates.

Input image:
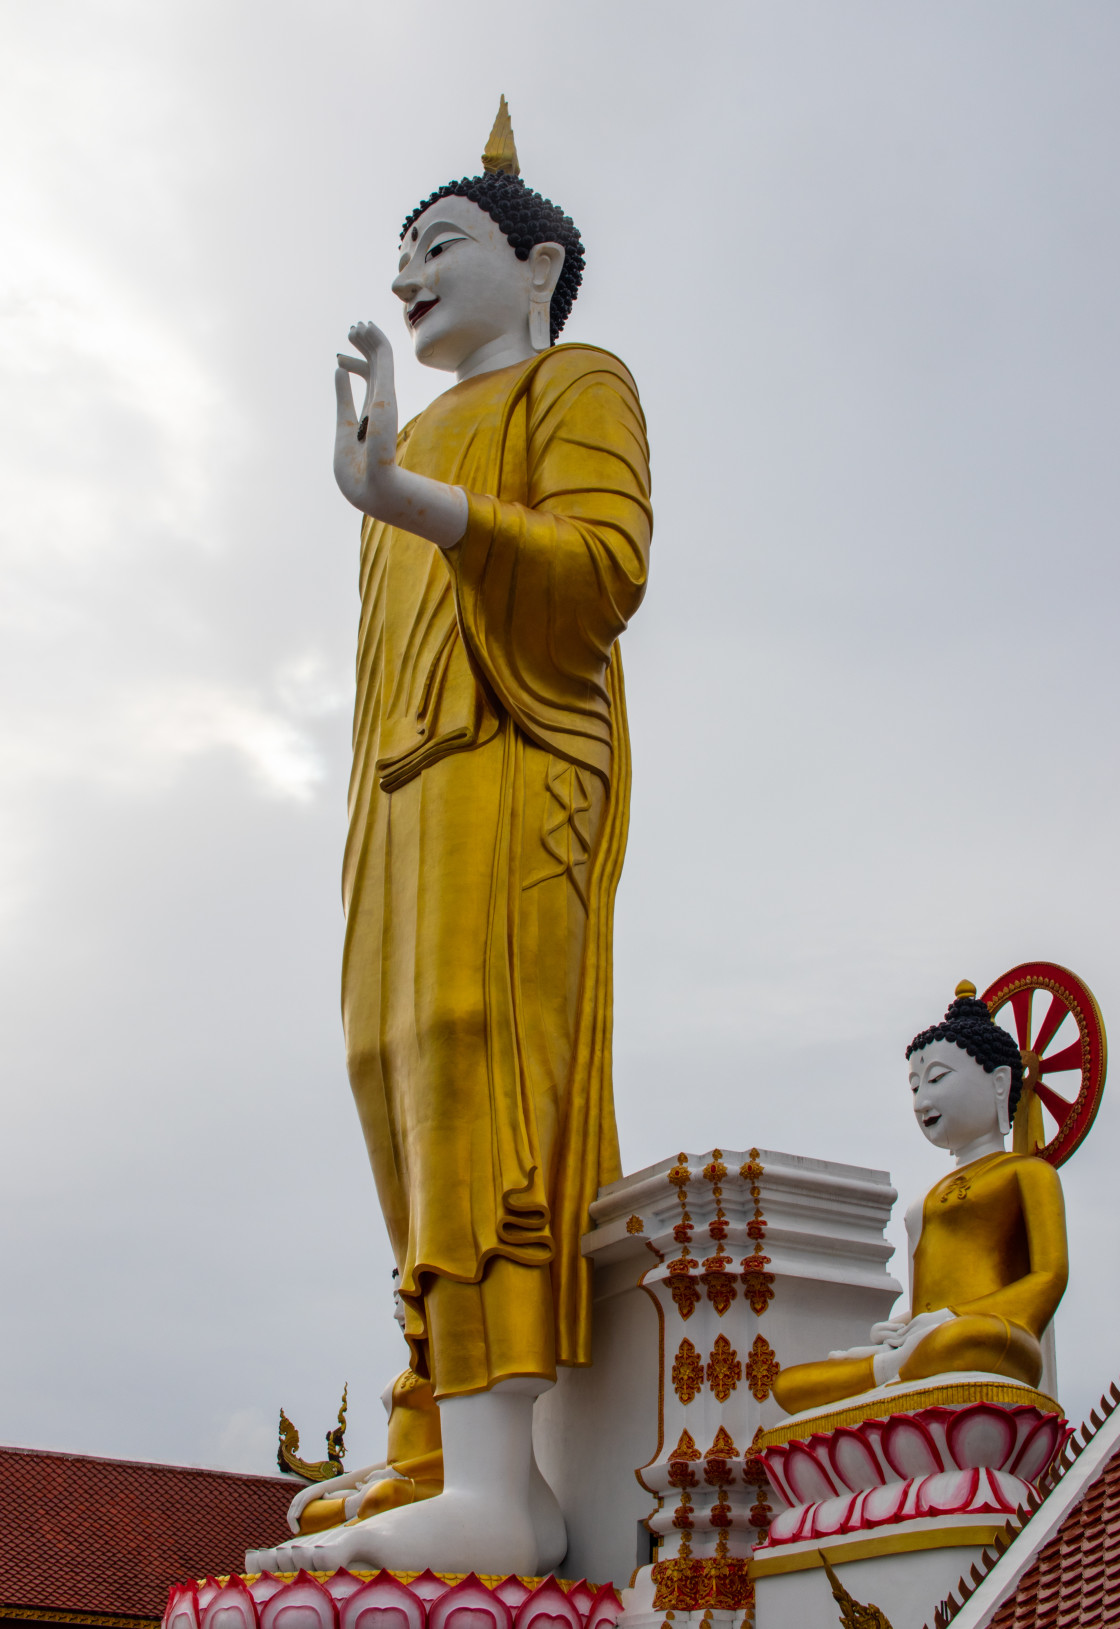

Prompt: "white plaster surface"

[533,1146,902,1588]
[754,1545,988,1629]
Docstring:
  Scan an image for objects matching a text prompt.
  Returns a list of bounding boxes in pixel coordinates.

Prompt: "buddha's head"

[906,986,1024,1155]
[392,99,584,373]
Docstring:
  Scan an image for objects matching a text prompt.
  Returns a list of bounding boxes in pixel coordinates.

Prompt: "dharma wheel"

[980,961,1108,1168]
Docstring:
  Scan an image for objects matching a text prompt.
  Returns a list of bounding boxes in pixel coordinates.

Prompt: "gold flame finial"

[956,979,977,1000]
[482,95,520,176]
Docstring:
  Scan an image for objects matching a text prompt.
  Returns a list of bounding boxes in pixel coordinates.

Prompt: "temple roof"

[0,1443,296,1624]
[928,1377,1120,1629]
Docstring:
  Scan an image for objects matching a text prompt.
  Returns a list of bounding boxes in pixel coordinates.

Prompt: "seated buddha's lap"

[772,1314,1042,1418]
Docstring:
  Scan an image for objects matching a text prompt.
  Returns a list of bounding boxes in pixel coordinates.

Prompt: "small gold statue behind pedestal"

[284,1282,443,1538]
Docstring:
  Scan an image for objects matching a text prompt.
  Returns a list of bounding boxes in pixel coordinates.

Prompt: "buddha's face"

[908,1039,1012,1153]
[391,195,562,372]
[392,1285,405,1329]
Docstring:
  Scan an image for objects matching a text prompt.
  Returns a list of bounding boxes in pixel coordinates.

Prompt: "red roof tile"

[0,1445,296,1622]
[986,1435,1120,1628]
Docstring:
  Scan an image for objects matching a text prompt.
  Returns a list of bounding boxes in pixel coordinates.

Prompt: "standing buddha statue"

[250,101,650,1578]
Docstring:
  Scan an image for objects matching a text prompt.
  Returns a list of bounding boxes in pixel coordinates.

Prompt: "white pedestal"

[754,1545,985,1629]
[532,1146,901,1597]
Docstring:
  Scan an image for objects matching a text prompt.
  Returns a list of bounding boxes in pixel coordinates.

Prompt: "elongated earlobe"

[529,296,552,351]
[994,1066,1012,1137]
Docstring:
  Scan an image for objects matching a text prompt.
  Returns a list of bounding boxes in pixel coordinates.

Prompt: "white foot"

[251,1488,539,1576]
[529,1457,566,1573]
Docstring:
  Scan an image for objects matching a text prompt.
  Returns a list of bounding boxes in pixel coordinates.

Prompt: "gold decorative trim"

[233,1573,598,1591]
[0,1611,158,1628]
[758,1382,1062,1448]
[750,1524,1005,1577]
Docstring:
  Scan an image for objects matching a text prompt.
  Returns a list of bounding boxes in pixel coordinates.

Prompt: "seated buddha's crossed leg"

[773,1315,1043,1419]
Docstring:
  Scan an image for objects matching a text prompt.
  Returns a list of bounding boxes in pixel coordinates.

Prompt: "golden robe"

[341,345,651,1397]
[773,1152,1068,1416]
[298,1369,442,1534]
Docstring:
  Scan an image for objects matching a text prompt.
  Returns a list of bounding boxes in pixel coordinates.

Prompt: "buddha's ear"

[528,243,565,351]
[992,1065,1013,1137]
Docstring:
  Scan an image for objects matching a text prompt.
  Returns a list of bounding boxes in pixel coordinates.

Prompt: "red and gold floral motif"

[625,1214,644,1234]
[651,1531,754,1613]
[739,1152,763,1185]
[672,1490,695,1528]
[740,1147,770,1246]
[748,1492,773,1539]
[704,1152,730,1245]
[740,1251,774,1316]
[703,1425,739,1487]
[668,1259,701,1320]
[741,1429,768,1486]
[668,1428,701,1489]
[668,1155,691,1189]
[745,1333,780,1402]
[705,1334,742,1404]
[700,1250,737,1316]
[671,1338,703,1406]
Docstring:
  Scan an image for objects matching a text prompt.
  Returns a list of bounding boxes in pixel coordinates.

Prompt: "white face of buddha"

[908,1038,1013,1155]
[391,195,563,373]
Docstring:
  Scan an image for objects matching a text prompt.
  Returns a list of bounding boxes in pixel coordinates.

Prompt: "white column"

[532,1146,902,1597]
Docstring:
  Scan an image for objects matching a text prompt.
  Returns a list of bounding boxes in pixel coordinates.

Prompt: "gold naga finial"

[277,1383,348,1482]
[482,95,520,176]
[820,1554,895,1628]
[956,979,978,1000]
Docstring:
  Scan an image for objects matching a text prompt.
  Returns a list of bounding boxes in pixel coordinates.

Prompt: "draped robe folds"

[341,345,652,1397]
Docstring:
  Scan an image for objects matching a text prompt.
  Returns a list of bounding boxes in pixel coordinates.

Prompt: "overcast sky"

[3,1,1120,1479]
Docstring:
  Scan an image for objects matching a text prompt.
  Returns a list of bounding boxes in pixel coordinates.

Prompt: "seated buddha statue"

[285,1281,443,1537]
[772,985,1069,1418]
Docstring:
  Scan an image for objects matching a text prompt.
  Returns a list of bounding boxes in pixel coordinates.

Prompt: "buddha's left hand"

[882,1307,956,1350]
[333,322,467,547]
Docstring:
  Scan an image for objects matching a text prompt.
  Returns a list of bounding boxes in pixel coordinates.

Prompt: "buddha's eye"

[425,235,466,263]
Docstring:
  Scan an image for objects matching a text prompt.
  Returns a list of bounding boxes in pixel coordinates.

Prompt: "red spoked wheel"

[981,961,1107,1168]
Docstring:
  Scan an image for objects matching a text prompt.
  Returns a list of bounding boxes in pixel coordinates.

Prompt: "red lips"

[408,297,439,328]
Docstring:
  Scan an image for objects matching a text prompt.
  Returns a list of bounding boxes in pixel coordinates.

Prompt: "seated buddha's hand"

[286,1461,390,1533]
[870,1315,913,1349]
[334,321,401,517]
[894,1307,956,1348]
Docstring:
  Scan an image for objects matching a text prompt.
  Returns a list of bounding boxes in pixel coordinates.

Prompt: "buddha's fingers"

[335,363,360,428]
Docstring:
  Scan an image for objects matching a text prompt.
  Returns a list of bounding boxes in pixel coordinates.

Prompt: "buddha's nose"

[392,268,423,303]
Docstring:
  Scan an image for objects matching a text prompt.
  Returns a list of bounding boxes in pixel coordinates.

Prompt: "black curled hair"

[906,995,1025,1120]
[400,173,585,345]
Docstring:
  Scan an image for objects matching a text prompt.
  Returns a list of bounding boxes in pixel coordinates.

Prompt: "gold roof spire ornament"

[819,1553,895,1628]
[277,1383,348,1482]
[956,979,978,1000]
[481,95,520,176]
